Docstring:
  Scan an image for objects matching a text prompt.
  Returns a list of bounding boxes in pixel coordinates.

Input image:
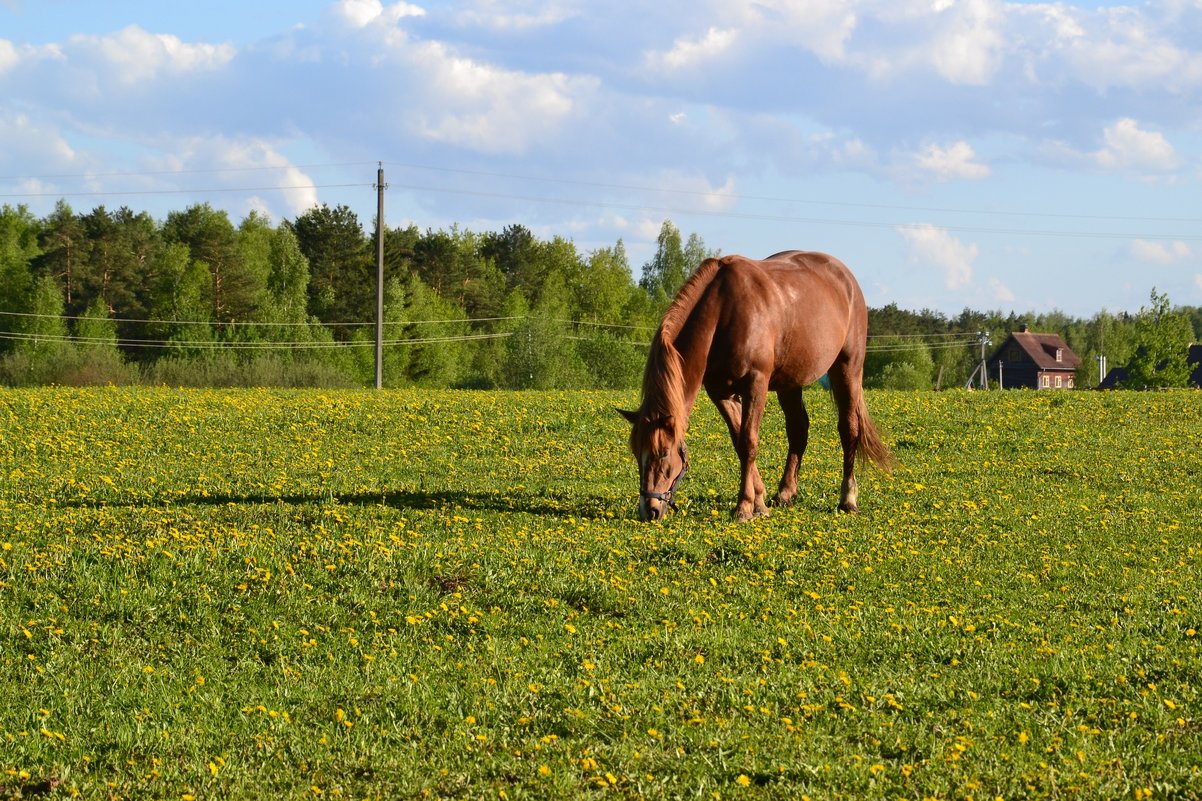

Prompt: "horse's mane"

[639,257,725,442]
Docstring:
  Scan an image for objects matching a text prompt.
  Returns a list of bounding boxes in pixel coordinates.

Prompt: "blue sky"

[2,0,1200,317]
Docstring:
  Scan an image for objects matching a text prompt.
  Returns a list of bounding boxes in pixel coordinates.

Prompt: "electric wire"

[0,330,516,350]
[6,159,1199,226]
[381,181,1202,242]
[2,162,1198,241]
[382,161,1202,225]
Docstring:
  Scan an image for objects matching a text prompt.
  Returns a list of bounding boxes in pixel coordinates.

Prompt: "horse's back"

[719,251,864,320]
[706,251,867,387]
[763,250,862,297]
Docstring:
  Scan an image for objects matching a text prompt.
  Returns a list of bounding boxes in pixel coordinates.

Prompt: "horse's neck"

[669,302,718,422]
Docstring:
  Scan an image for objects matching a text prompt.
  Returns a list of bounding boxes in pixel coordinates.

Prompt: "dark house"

[1099,344,1202,389]
[986,326,1081,389]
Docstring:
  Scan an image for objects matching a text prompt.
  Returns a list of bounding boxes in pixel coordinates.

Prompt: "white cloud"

[453,0,575,31]
[898,224,977,290]
[336,0,425,29]
[68,25,235,85]
[1051,7,1202,93]
[651,170,738,213]
[1095,118,1178,172]
[914,141,990,181]
[926,0,1005,85]
[148,136,319,218]
[0,39,18,73]
[731,0,858,64]
[406,41,593,154]
[1130,239,1192,265]
[632,217,668,243]
[989,277,1015,304]
[646,27,738,72]
[844,0,1004,85]
[0,111,75,166]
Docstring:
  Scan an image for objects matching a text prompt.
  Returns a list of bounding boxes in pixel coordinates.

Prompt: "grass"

[0,387,1199,799]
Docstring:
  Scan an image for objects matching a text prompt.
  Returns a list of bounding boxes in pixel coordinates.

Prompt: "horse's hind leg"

[772,386,809,507]
[827,360,862,513]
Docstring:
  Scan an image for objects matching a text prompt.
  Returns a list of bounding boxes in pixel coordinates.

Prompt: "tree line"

[866,289,1201,390]
[1,201,1198,389]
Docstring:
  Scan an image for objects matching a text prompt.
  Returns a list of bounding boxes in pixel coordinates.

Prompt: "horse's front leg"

[733,378,770,522]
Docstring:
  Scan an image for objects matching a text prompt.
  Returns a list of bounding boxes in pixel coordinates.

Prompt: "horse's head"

[618,408,689,521]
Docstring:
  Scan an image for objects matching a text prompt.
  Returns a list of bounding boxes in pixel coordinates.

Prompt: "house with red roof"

[985,326,1081,389]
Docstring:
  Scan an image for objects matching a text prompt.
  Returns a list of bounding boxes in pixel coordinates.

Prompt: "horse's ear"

[616,408,639,425]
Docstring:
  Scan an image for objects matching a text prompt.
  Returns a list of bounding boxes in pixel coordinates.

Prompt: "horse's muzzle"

[639,496,667,521]
[639,488,677,521]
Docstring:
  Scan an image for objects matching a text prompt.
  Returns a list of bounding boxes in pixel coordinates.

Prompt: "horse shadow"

[98,486,629,521]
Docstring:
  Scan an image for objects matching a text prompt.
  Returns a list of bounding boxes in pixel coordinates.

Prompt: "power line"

[0,162,377,182]
[548,317,656,332]
[866,338,979,353]
[0,309,650,334]
[0,307,521,327]
[5,163,1199,241]
[384,161,1202,226]
[866,331,976,339]
[8,158,1199,227]
[0,328,980,353]
[0,308,1004,351]
[0,183,368,200]
[379,181,1202,243]
[0,330,516,350]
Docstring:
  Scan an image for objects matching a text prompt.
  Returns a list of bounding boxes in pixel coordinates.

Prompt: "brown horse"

[619,251,894,522]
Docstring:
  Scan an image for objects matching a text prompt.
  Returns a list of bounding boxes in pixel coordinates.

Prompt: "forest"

[2,201,1199,390]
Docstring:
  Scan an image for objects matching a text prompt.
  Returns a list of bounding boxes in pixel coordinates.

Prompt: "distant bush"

[142,352,357,388]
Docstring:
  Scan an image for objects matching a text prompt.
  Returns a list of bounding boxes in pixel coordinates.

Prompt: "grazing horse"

[619,251,894,522]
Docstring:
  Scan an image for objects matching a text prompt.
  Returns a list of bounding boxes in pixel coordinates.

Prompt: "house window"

[1007,346,1021,362]
[1055,376,1063,388]
[1042,375,1050,388]
[1067,377,1074,389]
[1056,348,1063,362]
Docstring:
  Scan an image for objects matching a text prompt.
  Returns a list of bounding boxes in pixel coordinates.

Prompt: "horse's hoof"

[837,501,859,514]
[771,493,796,508]
[734,504,770,522]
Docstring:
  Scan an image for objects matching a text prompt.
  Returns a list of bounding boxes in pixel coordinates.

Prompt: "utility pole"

[965,331,992,390]
[374,163,386,390]
[979,331,991,390]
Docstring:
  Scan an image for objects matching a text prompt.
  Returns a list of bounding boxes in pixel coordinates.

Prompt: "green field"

[1,387,1199,799]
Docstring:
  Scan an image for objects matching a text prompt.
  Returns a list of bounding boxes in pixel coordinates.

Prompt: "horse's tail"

[856,397,896,474]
